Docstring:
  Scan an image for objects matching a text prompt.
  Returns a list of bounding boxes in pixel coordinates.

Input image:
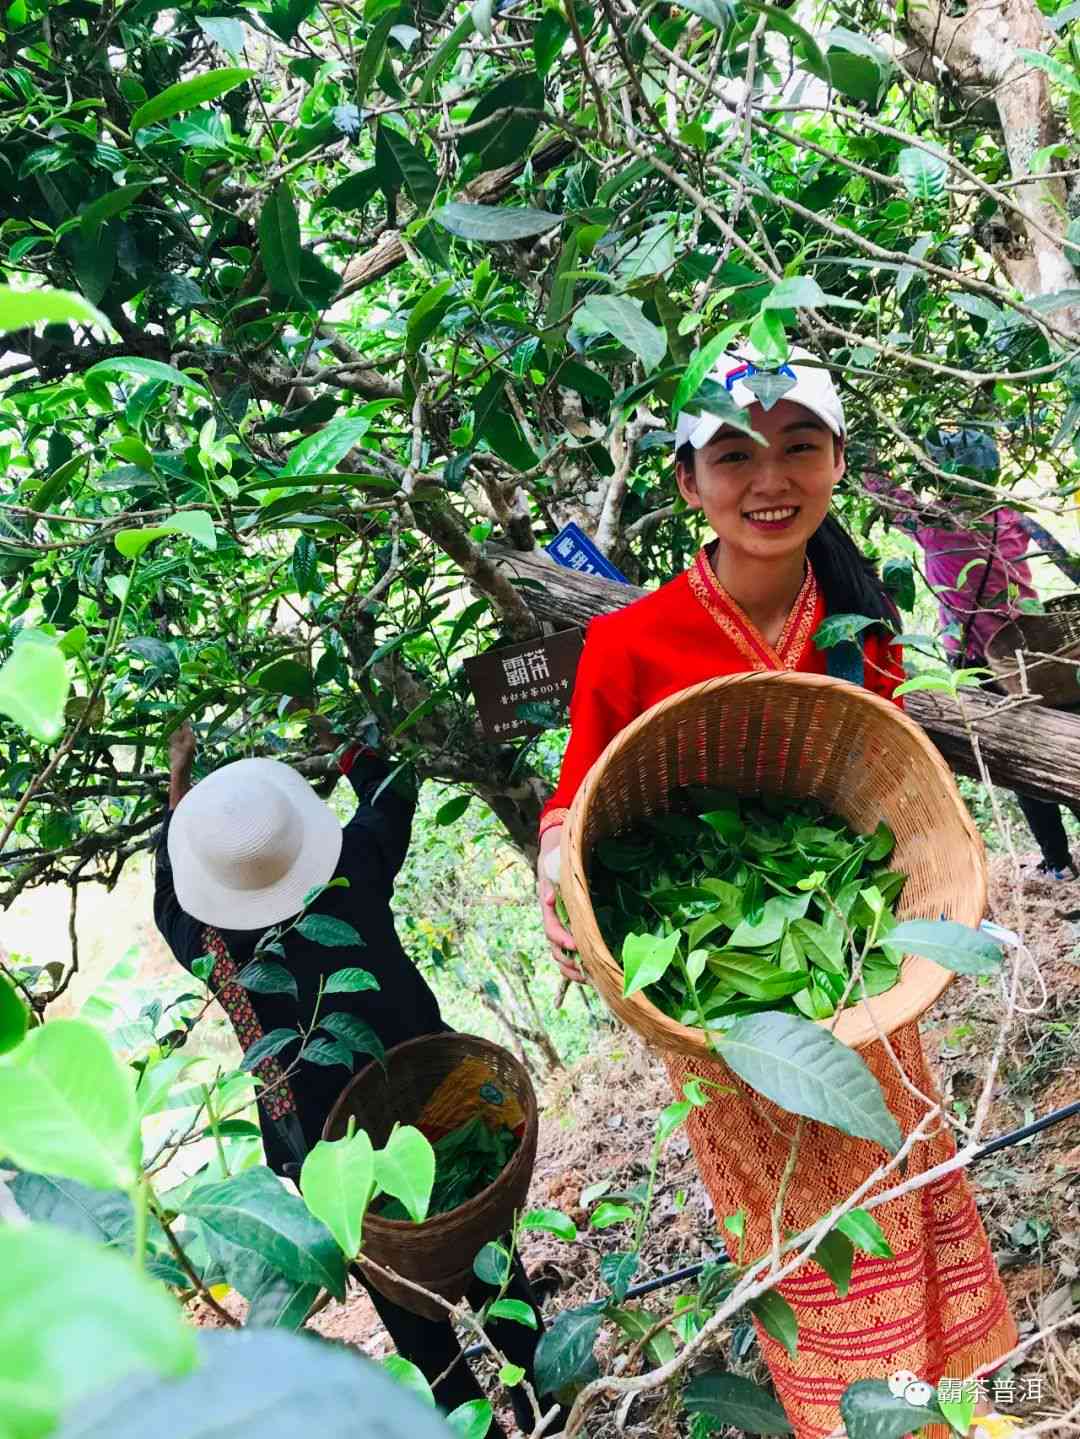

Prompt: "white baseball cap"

[675,344,846,450]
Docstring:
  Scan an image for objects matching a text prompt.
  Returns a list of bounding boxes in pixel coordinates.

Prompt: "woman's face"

[676,399,844,562]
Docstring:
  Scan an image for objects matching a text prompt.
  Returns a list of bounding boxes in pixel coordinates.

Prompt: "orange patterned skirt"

[666,1022,1016,1439]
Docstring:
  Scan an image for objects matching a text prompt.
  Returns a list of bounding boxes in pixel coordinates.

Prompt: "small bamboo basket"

[323,1032,538,1320]
[985,593,1080,708]
[560,672,987,1060]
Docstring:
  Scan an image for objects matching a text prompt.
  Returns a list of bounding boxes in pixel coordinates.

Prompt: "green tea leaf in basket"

[622,931,681,998]
[880,919,1003,975]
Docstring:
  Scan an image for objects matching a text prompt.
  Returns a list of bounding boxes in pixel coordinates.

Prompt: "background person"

[156,717,545,1436]
[866,449,1080,878]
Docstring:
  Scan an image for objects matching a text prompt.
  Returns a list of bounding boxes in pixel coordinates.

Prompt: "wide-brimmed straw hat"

[167,758,344,930]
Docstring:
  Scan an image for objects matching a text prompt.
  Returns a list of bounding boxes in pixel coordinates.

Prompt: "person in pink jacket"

[866,434,1080,878]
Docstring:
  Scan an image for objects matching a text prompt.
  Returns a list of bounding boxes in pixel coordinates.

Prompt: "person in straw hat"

[536,345,1018,1439]
[156,716,546,1436]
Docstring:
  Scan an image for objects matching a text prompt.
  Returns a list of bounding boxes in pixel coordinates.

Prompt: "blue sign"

[545,523,628,584]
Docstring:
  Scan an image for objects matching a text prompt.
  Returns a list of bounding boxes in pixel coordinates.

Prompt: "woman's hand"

[168,722,196,809]
[537,824,587,984]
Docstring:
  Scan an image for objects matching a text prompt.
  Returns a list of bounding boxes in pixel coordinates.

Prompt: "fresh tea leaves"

[375,1114,519,1222]
[590,790,908,1030]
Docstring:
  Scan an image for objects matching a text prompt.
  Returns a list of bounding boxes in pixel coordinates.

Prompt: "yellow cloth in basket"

[417,1057,525,1140]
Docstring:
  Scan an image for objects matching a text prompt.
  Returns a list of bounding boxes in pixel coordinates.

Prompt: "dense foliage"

[2,0,1080,928]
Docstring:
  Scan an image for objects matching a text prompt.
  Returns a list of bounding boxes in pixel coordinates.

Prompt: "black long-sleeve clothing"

[154,750,445,1172]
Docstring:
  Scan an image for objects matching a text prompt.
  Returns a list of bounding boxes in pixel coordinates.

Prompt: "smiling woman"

[535,345,1018,1439]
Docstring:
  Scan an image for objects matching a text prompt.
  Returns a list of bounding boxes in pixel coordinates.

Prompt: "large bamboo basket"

[323,1032,538,1320]
[560,672,987,1061]
[985,593,1080,708]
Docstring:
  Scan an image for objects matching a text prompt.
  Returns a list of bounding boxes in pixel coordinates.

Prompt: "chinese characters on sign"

[464,628,584,742]
[937,1377,1043,1404]
[545,522,630,584]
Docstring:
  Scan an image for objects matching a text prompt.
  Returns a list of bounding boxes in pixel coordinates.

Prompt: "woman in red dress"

[536,347,1017,1439]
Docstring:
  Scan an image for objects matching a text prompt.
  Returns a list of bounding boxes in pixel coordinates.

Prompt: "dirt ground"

[186,853,1080,1436]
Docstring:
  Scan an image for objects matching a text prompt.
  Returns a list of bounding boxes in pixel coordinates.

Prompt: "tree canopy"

[2,0,1080,928]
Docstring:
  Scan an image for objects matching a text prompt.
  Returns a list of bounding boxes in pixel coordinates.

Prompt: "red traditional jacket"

[539,548,904,835]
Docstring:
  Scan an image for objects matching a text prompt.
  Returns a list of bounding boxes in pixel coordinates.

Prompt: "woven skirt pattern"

[666,1021,1017,1439]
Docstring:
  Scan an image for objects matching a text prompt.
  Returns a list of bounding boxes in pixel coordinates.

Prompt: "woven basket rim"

[561,671,987,1056]
[324,1031,538,1234]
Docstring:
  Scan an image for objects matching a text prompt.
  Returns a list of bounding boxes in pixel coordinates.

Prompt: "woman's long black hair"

[675,441,899,635]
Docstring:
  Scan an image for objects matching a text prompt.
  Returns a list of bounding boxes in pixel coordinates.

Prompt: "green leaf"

[0,1019,139,1189]
[499,1363,526,1387]
[85,356,208,396]
[486,1298,538,1329]
[357,12,396,102]
[897,146,948,201]
[114,509,217,559]
[196,16,247,59]
[374,1125,435,1223]
[446,1400,493,1439]
[813,1228,854,1296]
[657,1099,693,1144]
[936,1384,976,1436]
[520,1207,577,1242]
[436,793,471,825]
[590,1200,635,1229]
[812,613,877,650]
[0,631,69,743]
[380,128,438,212]
[9,1173,136,1252]
[291,535,318,597]
[622,930,681,997]
[834,1208,894,1258]
[749,1290,798,1358]
[251,656,315,698]
[294,914,363,947]
[763,276,862,311]
[316,166,381,214]
[259,183,306,306]
[714,1013,902,1153]
[131,69,252,132]
[56,1327,462,1437]
[300,1130,375,1258]
[324,967,380,995]
[407,278,455,353]
[186,1166,347,1298]
[245,1273,321,1331]
[234,960,298,999]
[240,1028,301,1071]
[0,976,28,1056]
[458,71,543,170]
[318,1012,384,1063]
[882,557,915,612]
[671,322,745,419]
[474,1242,511,1286]
[742,0,825,71]
[880,919,1003,975]
[599,1251,638,1301]
[683,1372,794,1433]
[434,203,564,242]
[707,953,810,1002]
[79,183,153,235]
[0,284,109,335]
[300,1037,354,1068]
[534,7,570,72]
[534,1306,602,1396]
[0,1224,196,1417]
[840,1380,941,1439]
[282,417,372,477]
[384,1356,435,1406]
[578,295,667,373]
[1016,47,1080,94]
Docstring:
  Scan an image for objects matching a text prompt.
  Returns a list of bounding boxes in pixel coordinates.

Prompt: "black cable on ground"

[460,1096,1080,1358]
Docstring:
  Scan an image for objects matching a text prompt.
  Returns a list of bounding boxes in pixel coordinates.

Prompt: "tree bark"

[491,544,1080,806]
[899,0,1079,304]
